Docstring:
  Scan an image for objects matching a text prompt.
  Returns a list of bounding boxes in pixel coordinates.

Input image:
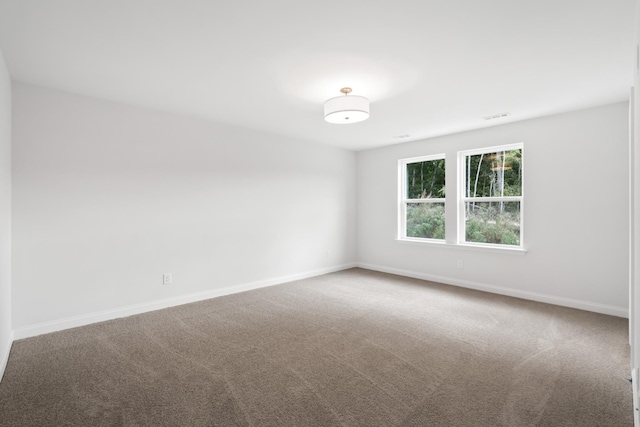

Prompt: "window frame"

[457,143,524,249]
[398,153,447,242]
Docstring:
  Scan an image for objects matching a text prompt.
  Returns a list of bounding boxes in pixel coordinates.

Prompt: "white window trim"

[398,153,446,242]
[457,142,524,250]
[395,237,527,255]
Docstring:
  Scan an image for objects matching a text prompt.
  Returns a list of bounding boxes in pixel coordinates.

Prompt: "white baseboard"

[358,262,629,318]
[0,330,14,383]
[13,261,625,341]
[13,263,357,340]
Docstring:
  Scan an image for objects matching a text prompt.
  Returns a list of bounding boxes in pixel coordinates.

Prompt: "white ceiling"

[0,0,635,151]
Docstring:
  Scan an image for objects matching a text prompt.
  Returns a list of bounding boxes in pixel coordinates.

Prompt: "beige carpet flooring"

[0,268,633,426]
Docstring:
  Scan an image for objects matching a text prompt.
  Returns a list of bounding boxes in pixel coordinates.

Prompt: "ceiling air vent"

[483,112,511,121]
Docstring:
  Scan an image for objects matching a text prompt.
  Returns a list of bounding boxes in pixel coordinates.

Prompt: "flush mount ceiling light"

[324,87,369,124]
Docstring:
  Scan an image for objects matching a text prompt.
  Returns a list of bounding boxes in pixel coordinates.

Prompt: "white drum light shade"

[324,88,370,124]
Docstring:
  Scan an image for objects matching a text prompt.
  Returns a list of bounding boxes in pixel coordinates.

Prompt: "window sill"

[396,238,527,255]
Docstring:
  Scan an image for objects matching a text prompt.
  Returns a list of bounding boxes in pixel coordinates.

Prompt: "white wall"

[12,82,356,334]
[630,0,640,421]
[8,81,629,337]
[357,102,629,316]
[0,50,12,378]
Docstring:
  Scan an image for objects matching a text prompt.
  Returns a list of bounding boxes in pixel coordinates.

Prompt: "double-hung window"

[459,143,523,247]
[399,154,446,240]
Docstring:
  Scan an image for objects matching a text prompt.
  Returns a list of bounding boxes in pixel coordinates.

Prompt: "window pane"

[466,149,522,198]
[406,203,445,239]
[406,158,445,199]
[465,201,520,246]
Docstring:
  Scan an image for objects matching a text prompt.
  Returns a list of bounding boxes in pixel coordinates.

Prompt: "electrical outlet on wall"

[163,273,172,285]
[456,260,464,269]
